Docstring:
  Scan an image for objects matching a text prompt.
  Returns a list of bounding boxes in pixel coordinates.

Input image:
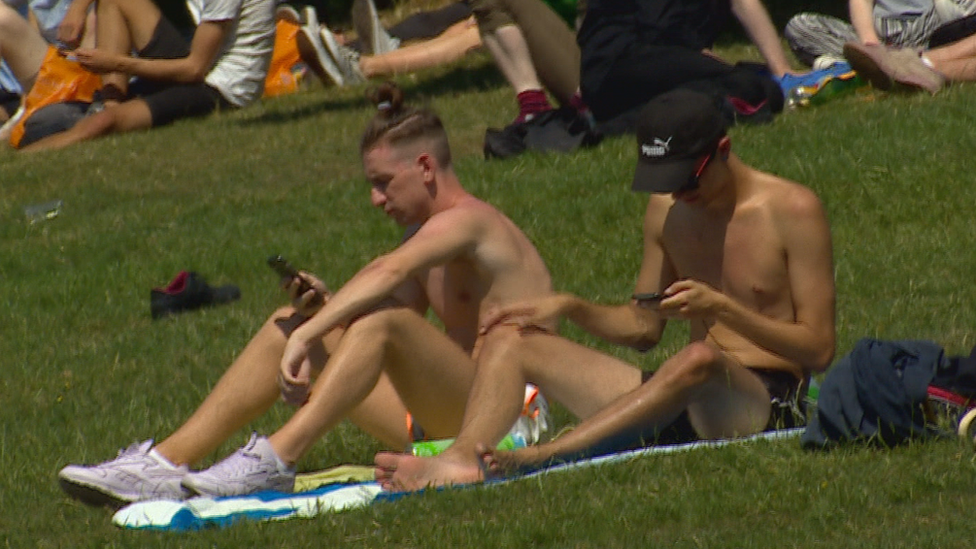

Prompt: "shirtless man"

[375,88,835,489]
[57,84,553,506]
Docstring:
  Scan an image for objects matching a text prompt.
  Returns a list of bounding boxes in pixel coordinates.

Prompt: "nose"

[370,187,386,207]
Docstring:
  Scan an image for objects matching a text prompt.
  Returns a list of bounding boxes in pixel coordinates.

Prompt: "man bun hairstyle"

[360,82,451,167]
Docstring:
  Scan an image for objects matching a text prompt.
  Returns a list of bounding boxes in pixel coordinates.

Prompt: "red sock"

[514,89,552,124]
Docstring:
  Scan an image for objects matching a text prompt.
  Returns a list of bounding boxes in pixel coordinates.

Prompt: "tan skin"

[21,0,229,152]
[375,136,836,489]
[144,135,554,476]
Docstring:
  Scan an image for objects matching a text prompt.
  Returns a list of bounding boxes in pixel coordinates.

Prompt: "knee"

[344,306,416,342]
[475,326,526,365]
[0,5,23,33]
[664,342,725,389]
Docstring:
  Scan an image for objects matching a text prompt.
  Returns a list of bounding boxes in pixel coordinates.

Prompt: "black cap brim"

[631,157,698,193]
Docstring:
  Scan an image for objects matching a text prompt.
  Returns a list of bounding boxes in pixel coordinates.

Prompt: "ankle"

[514,88,552,124]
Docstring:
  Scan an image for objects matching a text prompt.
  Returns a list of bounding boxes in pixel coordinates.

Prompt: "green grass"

[4,45,976,547]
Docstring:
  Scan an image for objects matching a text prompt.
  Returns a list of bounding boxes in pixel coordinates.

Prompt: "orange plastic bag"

[10,45,101,148]
[263,19,305,98]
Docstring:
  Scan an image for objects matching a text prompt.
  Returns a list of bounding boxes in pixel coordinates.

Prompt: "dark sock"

[514,89,552,124]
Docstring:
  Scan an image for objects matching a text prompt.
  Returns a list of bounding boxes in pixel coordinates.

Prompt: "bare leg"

[20,99,154,152]
[92,0,163,95]
[152,308,323,466]
[484,342,772,475]
[0,4,48,91]
[359,21,482,78]
[375,327,643,491]
[268,307,476,465]
[925,35,976,80]
[480,25,542,95]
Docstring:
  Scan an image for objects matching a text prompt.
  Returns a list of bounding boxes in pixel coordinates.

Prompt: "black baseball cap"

[632,89,728,193]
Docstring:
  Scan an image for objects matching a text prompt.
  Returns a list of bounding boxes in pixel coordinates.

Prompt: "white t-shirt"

[185,0,275,107]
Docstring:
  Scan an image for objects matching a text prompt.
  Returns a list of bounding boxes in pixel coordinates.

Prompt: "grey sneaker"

[351,0,399,55]
[58,440,189,507]
[320,28,366,85]
[843,42,944,94]
[297,24,346,87]
[181,433,295,497]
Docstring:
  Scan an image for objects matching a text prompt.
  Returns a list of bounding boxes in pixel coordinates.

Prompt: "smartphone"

[267,255,312,294]
[632,292,664,304]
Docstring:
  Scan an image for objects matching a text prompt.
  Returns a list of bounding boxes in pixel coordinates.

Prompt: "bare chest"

[666,213,789,311]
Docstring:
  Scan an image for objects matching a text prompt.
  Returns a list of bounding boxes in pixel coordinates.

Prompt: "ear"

[717,135,731,159]
[417,153,435,183]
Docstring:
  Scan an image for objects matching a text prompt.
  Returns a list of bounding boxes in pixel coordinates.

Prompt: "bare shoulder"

[643,193,675,236]
[758,172,826,222]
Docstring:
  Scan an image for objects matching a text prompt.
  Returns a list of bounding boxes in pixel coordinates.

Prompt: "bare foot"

[476,443,548,479]
[373,451,484,492]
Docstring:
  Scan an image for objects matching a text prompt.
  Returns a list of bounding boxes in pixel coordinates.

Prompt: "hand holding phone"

[267,255,323,307]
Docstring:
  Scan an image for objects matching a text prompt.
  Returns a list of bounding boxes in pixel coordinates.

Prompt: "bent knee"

[345,306,419,338]
[665,342,726,387]
[474,324,527,362]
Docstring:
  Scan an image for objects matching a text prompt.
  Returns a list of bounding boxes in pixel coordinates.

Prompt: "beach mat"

[113,428,801,530]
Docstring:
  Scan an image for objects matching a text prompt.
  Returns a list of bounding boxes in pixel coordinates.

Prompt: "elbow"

[807,335,835,373]
[184,65,209,83]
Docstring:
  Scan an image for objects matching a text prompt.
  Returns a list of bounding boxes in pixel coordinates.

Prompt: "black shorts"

[633,367,805,446]
[124,14,230,127]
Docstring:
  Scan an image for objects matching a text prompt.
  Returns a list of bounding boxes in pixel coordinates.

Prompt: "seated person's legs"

[490,0,580,105]
[482,342,775,474]
[375,324,644,490]
[0,3,49,92]
[59,304,478,503]
[20,6,227,152]
[179,306,478,497]
[358,18,483,78]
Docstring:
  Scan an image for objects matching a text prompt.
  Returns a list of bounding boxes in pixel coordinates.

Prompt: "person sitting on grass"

[374,88,836,490]
[785,0,976,69]
[57,82,555,506]
[0,0,96,139]
[20,0,275,152]
[842,29,976,93]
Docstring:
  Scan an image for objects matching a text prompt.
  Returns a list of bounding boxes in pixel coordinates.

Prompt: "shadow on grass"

[235,63,507,128]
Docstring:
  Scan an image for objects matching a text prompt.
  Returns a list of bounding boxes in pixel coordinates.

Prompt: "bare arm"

[562,196,675,350]
[481,197,672,351]
[849,0,881,44]
[289,207,482,350]
[72,20,229,82]
[730,0,794,77]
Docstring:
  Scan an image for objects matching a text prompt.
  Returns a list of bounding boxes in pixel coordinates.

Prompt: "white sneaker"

[295,6,346,86]
[181,433,295,497]
[812,54,846,72]
[0,103,25,143]
[58,440,189,507]
[351,0,399,55]
[319,27,366,85]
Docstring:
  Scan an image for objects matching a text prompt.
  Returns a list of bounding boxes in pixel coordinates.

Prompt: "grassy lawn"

[3,34,976,547]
